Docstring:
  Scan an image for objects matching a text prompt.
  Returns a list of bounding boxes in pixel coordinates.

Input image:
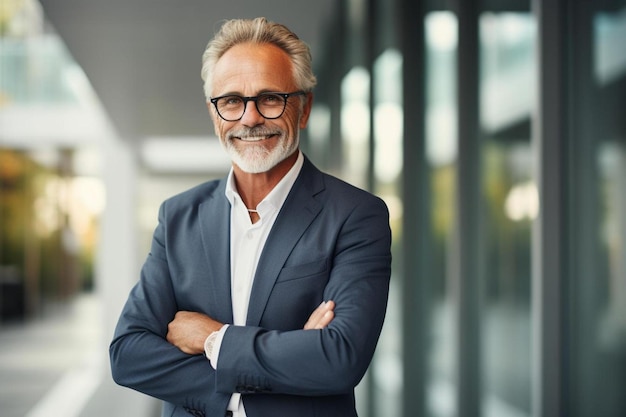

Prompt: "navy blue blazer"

[110,155,392,417]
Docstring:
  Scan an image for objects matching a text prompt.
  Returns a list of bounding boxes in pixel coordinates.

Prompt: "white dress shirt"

[205,151,304,417]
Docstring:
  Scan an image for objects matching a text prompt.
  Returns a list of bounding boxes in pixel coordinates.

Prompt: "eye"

[220,96,243,107]
[258,93,283,106]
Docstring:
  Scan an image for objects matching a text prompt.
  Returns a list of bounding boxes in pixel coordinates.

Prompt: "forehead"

[211,43,296,95]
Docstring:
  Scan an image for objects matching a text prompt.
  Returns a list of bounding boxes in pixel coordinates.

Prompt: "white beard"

[221,128,299,173]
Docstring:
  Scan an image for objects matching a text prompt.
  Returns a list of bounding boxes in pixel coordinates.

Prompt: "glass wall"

[424,10,457,417]
[339,1,626,417]
[371,46,404,417]
[480,12,535,417]
[567,5,626,416]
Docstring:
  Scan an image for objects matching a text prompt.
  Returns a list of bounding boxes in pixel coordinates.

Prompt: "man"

[110,17,391,417]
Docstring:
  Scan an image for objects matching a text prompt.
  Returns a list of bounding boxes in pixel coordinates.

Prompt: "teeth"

[240,135,272,142]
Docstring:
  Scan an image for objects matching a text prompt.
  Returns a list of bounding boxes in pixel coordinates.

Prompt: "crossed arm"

[166,300,336,355]
[111,188,391,410]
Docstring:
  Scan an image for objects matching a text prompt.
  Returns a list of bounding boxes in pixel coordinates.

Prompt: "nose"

[239,99,265,127]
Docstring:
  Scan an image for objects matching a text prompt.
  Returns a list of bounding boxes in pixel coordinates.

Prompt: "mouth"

[235,134,278,142]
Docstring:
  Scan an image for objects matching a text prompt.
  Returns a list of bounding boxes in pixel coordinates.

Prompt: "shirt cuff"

[204,324,228,369]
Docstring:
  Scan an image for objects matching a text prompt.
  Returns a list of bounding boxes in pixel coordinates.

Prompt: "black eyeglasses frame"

[209,91,307,122]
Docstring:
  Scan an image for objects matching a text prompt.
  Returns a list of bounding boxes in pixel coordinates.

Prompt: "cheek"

[213,119,230,138]
[209,111,220,134]
[283,109,304,132]
[213,123,222,138]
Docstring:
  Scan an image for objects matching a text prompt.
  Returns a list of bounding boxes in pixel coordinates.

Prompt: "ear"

[207,102,221,136]
[299,92,314,129]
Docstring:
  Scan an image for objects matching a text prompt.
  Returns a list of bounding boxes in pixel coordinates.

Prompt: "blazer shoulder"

[300,157,388,216]
[319,170,387,208]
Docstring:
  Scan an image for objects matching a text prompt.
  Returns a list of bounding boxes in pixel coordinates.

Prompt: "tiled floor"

[0,293,159,417]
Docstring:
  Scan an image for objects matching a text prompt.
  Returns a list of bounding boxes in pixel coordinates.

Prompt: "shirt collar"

[224,151,304,214]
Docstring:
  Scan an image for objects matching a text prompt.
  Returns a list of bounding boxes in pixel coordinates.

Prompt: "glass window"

[425,10,458,417]
[568,6,626,416]
[340,66,371,189]
[479,12,536,417]
[370,47,404,417]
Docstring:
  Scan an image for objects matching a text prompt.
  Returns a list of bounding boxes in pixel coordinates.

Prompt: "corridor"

[0,293,159,417]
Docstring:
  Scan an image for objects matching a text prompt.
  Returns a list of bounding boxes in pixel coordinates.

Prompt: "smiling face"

[208,42,312,174]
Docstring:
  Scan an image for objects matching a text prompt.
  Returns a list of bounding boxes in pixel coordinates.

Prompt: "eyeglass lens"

[215,93,287,121]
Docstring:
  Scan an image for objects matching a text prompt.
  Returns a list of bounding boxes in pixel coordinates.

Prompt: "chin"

[232,149,283,173]
[229,143,298,174]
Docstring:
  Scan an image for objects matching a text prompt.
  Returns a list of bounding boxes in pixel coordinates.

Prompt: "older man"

[110,17,391,417]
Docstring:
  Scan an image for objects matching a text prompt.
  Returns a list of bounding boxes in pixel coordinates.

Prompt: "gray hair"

[201,17,317,100]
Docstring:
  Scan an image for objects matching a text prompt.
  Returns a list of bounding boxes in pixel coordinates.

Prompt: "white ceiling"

[38,0,338,141]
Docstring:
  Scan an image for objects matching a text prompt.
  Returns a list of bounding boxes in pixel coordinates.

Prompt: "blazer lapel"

[246,158,324,326]
[198,179,234,324]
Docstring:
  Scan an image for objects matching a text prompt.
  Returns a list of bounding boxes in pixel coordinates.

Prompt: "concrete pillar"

[96,137,139,347]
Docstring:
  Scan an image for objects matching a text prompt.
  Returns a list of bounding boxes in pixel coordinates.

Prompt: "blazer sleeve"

[214,194,392,396]
[109,202,230,415]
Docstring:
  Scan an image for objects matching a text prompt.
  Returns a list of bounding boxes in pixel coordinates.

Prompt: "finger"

[304,300,335,330]
[314,309,334,329]
[315,300,335,329]
[303,301,326,330]
[311,300,329,321]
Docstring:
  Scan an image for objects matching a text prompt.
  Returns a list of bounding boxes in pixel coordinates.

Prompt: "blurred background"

[0,0,625,416]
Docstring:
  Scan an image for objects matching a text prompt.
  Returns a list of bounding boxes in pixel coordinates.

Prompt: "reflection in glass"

[480,12,535,417]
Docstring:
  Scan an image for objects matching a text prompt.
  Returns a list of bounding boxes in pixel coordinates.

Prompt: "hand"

[166,311,223,355]
[303,300,335,330]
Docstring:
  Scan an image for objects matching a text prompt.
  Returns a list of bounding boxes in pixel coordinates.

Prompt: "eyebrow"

[211,88,287,98]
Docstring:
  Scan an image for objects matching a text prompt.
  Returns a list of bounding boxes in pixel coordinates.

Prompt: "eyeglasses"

[210,91,306,122]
